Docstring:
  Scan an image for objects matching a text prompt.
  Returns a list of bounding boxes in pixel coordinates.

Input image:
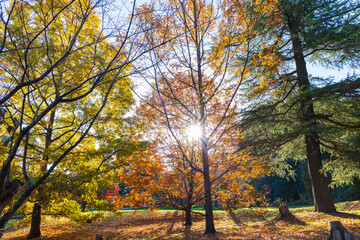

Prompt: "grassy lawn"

[2,201,360,239]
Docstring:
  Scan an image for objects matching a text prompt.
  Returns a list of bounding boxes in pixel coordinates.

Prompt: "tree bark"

[28,203,41,239]
[28,110,55,239]
[201,142,216,234]
[327,221,354,240]
[185,208,192,226]
[184,190,193,226]
[194,0,216,231]
[264,205,298,225]
[0,179,24,215]
[288,16,336,213]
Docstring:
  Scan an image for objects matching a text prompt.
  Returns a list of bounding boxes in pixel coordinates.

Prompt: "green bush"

[49,199,104,224]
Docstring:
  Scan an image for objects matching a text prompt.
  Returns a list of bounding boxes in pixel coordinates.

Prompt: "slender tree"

[131,0,270,230]
[117,144,204,226]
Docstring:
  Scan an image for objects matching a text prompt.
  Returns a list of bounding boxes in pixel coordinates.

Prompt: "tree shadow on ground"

[184,225,191,239]
[296,222,360,240]
[228,210,248,226]
[227,209,270,223]
[166,211,178,234]
[327,212,360,220]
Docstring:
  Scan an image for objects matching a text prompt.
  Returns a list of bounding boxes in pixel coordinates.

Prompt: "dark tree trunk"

[265,205,295,224]
[288,16,336,213]
[276,205,295,221]
[27,110,55,239]
[194,23,216,234]
[192,0,216,232]
[327,221,354,240]
[185,208,192,226]
[0,179,24,215]
[28,203,41,239]
[265,205,304,225]
[201,142,216,234]
[184,194,193,226]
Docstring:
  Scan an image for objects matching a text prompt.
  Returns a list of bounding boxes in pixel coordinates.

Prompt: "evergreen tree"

[228,0,360,212]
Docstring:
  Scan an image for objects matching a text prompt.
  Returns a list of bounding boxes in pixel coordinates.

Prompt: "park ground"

[2,201,360,240]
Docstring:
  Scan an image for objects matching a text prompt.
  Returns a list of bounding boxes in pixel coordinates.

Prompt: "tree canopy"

[0,0,359,236]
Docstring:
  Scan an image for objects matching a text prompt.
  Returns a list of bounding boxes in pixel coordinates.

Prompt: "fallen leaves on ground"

[3,201,360,240]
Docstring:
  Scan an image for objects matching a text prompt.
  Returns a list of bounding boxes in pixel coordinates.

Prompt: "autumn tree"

[24,82,139,238]
[116,143,204,226]
[130,0,270,231]
[117,112,205,226]
[148,139,204,226]
[223,0,360,212]
[118,89,266,226]
[0,0,160,233]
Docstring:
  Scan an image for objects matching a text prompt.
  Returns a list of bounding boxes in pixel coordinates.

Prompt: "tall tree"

[224,0,360,212]
[0,0,158,232]
[131,0,269,230]
[25,81,137,238]
[118,93,266,226]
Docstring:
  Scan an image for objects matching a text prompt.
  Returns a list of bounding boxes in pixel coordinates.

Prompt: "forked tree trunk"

[28,203,41,239]
[288,16,336,213]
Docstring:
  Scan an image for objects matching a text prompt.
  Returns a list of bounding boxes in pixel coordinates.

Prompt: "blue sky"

[307,64,359,82]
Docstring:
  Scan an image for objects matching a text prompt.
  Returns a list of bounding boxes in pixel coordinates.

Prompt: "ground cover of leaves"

[3,201,360,240]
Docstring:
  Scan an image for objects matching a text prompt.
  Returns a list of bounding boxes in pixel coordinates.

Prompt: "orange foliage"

[213,0,286,99]
[118,68,268,211]
[3,203,360,239]
[121,0,270,214]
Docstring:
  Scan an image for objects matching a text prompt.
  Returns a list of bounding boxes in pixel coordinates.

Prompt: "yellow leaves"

[217,0,286,99]
[4,202,360,239]
[136,2,154,22]
[134,1,176,48]
[4,0,108,90]
[252,45,281,70]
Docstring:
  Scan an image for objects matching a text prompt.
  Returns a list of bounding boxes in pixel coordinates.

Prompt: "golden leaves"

[4,202,360,239]
[215,0,286,100]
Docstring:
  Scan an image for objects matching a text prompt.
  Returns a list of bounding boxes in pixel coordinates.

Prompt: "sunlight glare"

[186,124,202,140]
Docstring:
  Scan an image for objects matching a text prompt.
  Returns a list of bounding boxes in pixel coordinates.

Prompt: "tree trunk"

[276,205,295,221]
[0,179,24,215]
[185,208,192,226]
[28,203,41,239]
[28,110,55,239]
[288,16,336,213]
[327,221,354,240]
[193,0,215,232]
[184,195,193,226]
[306,136,336,212]
[264,205,297,225]
[201,143,216,234]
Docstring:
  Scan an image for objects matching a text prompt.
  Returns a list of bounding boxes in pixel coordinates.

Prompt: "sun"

[186,124,202,140]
